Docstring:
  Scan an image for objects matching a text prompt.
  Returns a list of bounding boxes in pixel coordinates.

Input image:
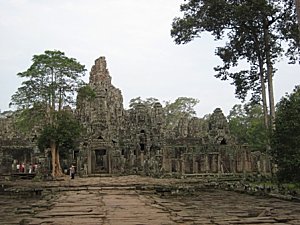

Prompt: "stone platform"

[0,176,300,225]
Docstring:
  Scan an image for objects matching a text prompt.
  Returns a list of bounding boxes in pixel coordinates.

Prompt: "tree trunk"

[258,58,269,131]
[263,19,276,129]
[50,140,64,177]
[55,149,63,176]
[256,56,271,152]
[252,29,269,130]
[296,0,300,30]
[50,141,56,177]
[252,30,270,151]
[266,61,275,129]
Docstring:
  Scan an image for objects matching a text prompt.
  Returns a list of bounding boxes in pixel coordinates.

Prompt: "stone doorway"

[94,149,108,173]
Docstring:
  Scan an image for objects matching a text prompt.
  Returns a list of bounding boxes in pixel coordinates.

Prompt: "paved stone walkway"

[1,176,300,224]
[27,188,175,225]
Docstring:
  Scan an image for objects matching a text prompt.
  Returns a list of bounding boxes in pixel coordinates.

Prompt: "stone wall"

[0,112,37,173]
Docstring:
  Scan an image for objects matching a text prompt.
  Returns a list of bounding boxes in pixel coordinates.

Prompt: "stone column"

[108,150,112,174]
[180,155,185,175]
[243,150,247,174]
[87,149,92,175]
[217,153,222,174]
[140,151,144,167]
[211,154,217,173]
[192,155,197,174]
[205,154,209,173]
[162,152,166,172]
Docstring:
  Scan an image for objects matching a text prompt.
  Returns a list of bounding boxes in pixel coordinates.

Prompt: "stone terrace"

[1,176,300,225]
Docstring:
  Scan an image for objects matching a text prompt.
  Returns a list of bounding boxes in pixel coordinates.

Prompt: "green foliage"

[129,97,159,109]
[77,85,96,101]
[38,110,82,159]
[171,0,300,102]
[228,103,268,150]
[129,97,142,109]
[14,103,47,132]
[164,97,199,117]
[10,49,86,142]
[271,86,300,182]
[164,97,200,130]
[228,105,248,144]
[10,50,86,110]
[128,96,200,131]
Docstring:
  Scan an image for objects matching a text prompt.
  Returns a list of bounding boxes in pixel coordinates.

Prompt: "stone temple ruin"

[0,57,271,177]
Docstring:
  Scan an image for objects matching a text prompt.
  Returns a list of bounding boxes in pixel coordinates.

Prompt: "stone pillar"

[243,150,247,174]
[84,163,88,175]
[217,153,222,174]
[236,150,243,173]
[108,150,112,174]
[257,157,262,174]
[12,159,17,173]
[192,156,197,174]
[181,156,185,175]
[205,154,209,173]
[162,152,166,172]
[87,149,92,174]
[140,152,144,167]
[211,154,217,173]
[232,149,236,174]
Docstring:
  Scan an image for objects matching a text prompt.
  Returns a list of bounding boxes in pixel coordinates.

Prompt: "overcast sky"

[0,0,299,117]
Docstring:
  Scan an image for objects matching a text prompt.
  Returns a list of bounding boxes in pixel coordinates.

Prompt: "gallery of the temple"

[0,57,271,177]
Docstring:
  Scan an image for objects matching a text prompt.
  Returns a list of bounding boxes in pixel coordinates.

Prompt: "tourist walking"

[70,165,75,179]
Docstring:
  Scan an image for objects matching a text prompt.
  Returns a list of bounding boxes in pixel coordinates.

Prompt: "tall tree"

[228,103,268,151]
[129,97,160,109]
[10,50,86,177]
[171,0,300,131]
[38,110,82,168]
[164,97,200,131]
[128,96,200,132]
[271,86,300,182]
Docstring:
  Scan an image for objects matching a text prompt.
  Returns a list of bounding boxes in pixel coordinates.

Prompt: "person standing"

[70,165,75,179]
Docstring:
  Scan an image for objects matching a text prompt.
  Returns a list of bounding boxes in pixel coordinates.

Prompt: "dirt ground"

[1,175,300,225]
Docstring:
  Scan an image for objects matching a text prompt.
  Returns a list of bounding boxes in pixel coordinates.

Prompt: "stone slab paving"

[1,176,300,225]
[24,189,175,225]
[147,189,300,224]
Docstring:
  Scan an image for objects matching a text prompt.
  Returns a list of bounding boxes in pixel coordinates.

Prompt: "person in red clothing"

[20,163,25,173]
